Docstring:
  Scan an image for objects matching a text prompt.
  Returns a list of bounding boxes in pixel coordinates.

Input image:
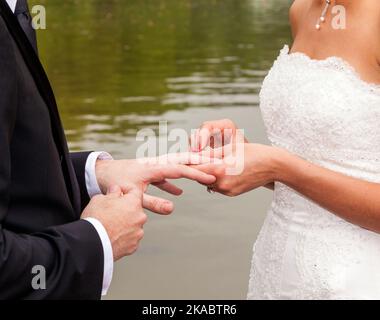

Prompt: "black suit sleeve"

[0,221,104,300]
[0,20,104,300]
[70,152,93,210]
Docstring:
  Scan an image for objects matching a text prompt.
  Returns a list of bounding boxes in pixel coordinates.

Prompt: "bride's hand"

[194,143,286,196]
[190,119,249,152]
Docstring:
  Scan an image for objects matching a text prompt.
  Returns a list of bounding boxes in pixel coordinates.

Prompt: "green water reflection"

[29,0,293,299]
[31,0,291,151]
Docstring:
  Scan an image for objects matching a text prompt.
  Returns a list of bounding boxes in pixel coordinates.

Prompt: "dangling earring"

[316,0,331,30]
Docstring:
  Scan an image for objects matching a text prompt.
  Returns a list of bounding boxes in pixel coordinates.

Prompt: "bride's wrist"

[270,147,295,183]
[273,148,309,187]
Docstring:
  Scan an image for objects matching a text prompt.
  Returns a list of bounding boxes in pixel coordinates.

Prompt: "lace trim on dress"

[280,45,380,95]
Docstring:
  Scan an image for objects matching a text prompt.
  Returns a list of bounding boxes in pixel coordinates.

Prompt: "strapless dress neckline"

[282,45,380,94]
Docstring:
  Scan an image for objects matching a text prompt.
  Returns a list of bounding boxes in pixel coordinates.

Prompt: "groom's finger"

[158,164,216,185]
[157,152,216,166]
[153,180,183,196]
[143,194,174,215]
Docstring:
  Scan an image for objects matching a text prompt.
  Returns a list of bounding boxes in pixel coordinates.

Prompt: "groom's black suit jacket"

[0,1,104,299]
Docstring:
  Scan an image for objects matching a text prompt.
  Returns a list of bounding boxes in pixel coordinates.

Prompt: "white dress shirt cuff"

[84,152,114,296]
[83,217,114,296]
[85,151,113,198]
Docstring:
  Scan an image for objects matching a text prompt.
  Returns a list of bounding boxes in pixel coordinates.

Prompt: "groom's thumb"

[107,185,122,196]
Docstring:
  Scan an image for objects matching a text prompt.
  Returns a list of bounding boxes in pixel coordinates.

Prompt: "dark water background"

[31,0,292,299]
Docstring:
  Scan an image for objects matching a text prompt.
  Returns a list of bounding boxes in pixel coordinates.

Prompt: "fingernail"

[164,202,173,213]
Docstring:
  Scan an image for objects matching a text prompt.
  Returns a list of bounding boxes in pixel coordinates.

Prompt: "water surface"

[31,0,292,299]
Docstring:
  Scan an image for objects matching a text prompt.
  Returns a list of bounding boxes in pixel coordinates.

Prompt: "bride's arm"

[276,151,380,233]
[194,143,380,234]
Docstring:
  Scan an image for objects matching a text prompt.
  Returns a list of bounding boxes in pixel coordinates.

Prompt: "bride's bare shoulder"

[289,0,310,37]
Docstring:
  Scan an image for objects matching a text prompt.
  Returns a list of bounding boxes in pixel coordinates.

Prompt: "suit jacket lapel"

[0,0,81,213]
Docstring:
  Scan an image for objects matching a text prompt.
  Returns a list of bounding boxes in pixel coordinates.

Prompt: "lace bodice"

[248,45,380,300]
[262,46,380,175]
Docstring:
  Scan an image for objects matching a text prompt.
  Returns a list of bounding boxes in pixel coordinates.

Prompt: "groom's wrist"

[95,157,114,194]
[85,152,114,197]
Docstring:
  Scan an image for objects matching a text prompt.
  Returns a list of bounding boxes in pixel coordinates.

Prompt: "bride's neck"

[315,0,356,8]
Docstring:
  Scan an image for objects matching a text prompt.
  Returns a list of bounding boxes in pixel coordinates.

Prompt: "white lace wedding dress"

[248,45,380,300]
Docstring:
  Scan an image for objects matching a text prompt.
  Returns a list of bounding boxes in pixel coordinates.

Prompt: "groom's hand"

[81,185,146,261]
[95,154,216,215]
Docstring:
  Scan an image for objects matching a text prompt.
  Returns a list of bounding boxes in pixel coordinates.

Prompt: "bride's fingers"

[198,146,235,161]
[190,127,213,152]
[153,180,183,196]
[199,127,211,151]
[198,119,239,149]
[199,146,225,159]
[143,194,174,215]
[189,129,200,152]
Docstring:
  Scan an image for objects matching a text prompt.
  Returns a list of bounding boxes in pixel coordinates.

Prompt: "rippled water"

[32,0,292,299]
